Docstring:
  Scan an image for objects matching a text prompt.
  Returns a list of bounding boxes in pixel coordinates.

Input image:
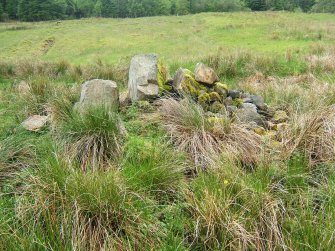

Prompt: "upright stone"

[194,63,219,85]
[78,79,119,111]
[128,54,159,102]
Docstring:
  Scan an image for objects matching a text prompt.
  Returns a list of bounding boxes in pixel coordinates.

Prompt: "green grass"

[1,11,335,251]
[1,12,335,65]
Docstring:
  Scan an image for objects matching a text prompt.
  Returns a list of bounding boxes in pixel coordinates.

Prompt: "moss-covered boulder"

[173,68,208,98]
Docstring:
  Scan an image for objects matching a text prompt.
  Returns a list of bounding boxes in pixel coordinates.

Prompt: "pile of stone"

[21,53,289,137]
[127,54,288,133]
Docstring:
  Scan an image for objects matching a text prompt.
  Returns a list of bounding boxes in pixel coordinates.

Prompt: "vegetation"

[1,12,335,251]
[0,0,334,21]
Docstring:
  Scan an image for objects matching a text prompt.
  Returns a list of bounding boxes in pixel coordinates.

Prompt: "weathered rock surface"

[22,115,48,132]
[77,79,119,111]
[128,54,159,102]
[194,63,219,85]
[173,68,192,91]
[236,103,265,126]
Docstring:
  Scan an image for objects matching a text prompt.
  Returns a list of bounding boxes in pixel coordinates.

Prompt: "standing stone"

[78,79,119,111]
[194,63,219,85]
[22,115,48,132]
[128,54,159,102]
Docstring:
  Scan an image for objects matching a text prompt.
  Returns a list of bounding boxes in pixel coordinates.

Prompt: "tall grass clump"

[15,76,53,116]
[187,163,286,251]
[283,105,335,166]
[121,136,186,201]
[11,156,162,250]
[55,106,126,171]
[160,98,263,170]
[0,132,36,185]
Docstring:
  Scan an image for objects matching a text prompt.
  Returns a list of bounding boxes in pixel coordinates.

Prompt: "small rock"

[272,110,289,123]
[250,95,267,110]
[22,115,48,132]
[194,63,219,85]
[228,90,242,99]
[16,81,30,94]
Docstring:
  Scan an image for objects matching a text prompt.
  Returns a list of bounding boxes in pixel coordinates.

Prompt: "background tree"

[175,0,190,14]
[298,0,315,12]
[245,0,268,10]
[312,0,335,13]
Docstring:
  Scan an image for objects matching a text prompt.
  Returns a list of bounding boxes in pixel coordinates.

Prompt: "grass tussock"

[0,133,35,185]
[283,105,335,166]
[187,165,286,251]
[13,157,163,250]
[122,136,186,200]
[55,106,126,171]
[159,98,263,170]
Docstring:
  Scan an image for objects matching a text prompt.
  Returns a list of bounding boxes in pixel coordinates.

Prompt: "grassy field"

[1,12,335,65]
[1,12,335,251]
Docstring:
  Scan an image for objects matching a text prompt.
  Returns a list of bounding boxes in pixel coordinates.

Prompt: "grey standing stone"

[128,54,159,102]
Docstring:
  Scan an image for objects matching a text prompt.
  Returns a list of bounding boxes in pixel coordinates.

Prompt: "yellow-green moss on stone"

[157,61,172,93]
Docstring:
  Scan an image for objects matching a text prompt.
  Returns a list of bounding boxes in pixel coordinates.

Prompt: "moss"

[232,98,243,108]
[214,82,228,97]
[157,60,172,93]
[181,71,208,99]
[209,92,222,102]
[198,92,210,104]
[209,101,226,114]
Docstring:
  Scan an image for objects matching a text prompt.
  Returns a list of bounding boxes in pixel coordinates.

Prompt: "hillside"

[1,12,335,64]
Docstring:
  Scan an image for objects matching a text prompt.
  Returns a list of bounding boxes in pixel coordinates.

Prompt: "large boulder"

[173,68,192,91]
[128,54,160,102]
[194,63,219,85]
[77,79,119,111]
[22,115,48,132]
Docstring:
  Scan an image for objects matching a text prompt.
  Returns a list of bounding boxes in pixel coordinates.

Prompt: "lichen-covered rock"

[173,68,193,91]
[253,126,266,135]
[272,110,289,123]
[158,61,172,92]
[209,101,226,114]
[78,79,119,111]
[214,82,228,97]
[22,115,48,132]
[173,69,208,99]
[198,92,211,108]
[194,63,219,85]
[209,92,222,102]
[128,54,159,102]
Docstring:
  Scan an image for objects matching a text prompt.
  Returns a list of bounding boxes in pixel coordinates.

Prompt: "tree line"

[0,0,334,22]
